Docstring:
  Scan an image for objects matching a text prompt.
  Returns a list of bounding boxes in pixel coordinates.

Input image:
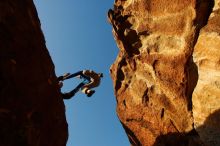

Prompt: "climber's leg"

[86,90,95,97]
[81,87,95,97]
[62,92,74,99]
[81,87,89,94]
[62,82,85,99]
[73,82,85,93]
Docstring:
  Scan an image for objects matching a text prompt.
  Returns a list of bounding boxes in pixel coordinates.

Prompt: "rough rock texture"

[109,0,219,146]
[0,0,68,146]
[193,0,220,145]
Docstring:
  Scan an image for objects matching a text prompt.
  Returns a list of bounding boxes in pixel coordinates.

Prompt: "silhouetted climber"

[80,70,103,96]
[58,70,103,99]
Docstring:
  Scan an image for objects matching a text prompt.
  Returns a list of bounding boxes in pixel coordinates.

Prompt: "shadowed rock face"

[109,0,220,146]
[0,0,68,146]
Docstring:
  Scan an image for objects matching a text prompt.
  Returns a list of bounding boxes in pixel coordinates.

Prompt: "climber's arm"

[64,71,83,80]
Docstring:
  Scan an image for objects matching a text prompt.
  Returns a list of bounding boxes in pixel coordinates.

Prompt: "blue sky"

[33,0,129,146]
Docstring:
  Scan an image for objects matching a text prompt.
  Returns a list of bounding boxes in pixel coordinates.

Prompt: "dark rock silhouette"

[0,0,68,145]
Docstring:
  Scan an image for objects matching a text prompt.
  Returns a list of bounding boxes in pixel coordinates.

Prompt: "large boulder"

[109,0,219,145]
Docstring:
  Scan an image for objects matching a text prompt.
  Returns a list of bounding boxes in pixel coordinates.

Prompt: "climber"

[80,70,103,97]
[58,70,103,99]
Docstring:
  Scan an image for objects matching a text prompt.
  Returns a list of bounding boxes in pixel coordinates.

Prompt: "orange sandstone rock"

[193,0,220,145]
[109,0,219,145]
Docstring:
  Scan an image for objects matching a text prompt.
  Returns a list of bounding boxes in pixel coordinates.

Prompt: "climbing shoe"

[87,90,95,97]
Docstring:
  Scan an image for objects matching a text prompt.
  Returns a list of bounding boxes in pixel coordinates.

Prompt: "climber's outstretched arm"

[64,71,83,80]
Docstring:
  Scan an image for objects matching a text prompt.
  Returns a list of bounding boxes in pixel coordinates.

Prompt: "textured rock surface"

[193,0,220,145]
[109,0,219,145]
[0,0,68,146]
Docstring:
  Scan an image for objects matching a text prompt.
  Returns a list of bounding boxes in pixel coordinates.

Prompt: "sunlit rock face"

[109,0,219,145]
[193,0,220,145]
[0,0,68,145]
